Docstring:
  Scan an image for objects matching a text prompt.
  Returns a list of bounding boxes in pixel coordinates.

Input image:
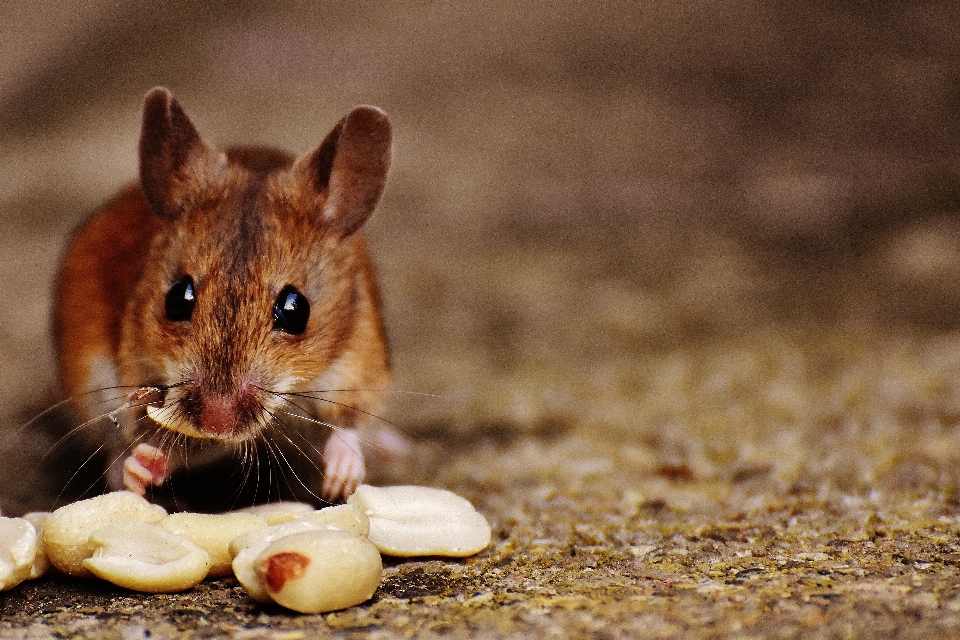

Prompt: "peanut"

[0,517,39,591]
[348,485,491,557]
[255,529,382,613]
[43,491,167,577]
[83,522,210,593]
[160,512,267,578]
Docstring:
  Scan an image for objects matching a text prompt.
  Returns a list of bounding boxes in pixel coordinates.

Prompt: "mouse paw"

[321,429,366,501]
[122,443,168,496]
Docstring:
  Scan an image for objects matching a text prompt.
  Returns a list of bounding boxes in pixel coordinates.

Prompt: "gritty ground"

[7,325,960,639]
[3,1,960,638]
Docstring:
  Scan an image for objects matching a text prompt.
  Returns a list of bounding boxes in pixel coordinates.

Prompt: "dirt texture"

[3,1,960,638]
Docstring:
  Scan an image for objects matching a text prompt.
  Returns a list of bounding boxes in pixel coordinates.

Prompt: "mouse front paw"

[321,429,366,502]
[122,443,168,496]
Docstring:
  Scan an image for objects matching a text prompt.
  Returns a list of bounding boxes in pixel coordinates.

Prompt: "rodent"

[52,87,392,508]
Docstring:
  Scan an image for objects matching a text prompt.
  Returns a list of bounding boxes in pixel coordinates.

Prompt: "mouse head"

[121,87,392,441]
[139,87,391,238]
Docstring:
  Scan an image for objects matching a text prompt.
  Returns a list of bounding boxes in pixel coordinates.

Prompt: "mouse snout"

[186,380,263,439]
[198,392,240,437]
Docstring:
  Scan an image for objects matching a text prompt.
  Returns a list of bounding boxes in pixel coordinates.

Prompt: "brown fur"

[53,88,392,503]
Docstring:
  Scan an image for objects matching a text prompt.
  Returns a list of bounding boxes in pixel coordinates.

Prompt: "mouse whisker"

[172,433,200,512]
[260,435,283,502]
[259,429,325,504]
[274,404,399,464]
[260,386,401,431]
[251,444,270,504]
[53,415,157,508]
[284,388,439,398]
[12,394,105,441]
[259,408,326,475]
[257,437,282,500]
[41,414,115,464]
[53,441,108,508]
[238,438,259,507]
[255,406,338,504]
[244,437,272,505]
[42,383,177,465]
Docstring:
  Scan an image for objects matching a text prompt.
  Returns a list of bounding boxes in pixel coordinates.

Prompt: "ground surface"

[2,1,960,638]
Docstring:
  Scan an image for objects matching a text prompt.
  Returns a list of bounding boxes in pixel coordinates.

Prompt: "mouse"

[52,87,393,507]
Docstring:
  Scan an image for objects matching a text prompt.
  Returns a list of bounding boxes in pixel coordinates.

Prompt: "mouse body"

[53,87,392,506]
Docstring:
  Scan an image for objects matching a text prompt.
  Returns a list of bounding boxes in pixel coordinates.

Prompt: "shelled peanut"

[0,485,492,613]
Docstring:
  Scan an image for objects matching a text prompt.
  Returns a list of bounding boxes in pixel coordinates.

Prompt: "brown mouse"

[53,87,392,506]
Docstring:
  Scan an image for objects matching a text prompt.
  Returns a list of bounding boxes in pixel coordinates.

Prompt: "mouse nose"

[199,392,239,436]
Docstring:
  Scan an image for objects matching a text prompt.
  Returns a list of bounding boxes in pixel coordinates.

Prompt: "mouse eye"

[165,276,196,322]
[273,285,310,335]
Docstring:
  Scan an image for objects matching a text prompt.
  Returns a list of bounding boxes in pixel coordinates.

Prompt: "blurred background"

[1,0,960,511]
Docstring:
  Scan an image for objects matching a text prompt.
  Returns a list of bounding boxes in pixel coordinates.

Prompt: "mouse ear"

[295,105,392,237]
[139,87,224,219]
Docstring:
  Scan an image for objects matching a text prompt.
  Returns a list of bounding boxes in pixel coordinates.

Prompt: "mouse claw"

[321,429,366,502]
[122,443,168,496]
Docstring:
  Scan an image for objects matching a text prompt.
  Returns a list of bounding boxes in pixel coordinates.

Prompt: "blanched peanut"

[298,504,369,536]
[230,519,338,603]
[36,484,488,611]
[255,530,382,613]
[228,505,367,561]
[348,485,491,557]
[160,512,266,578]
[44,491,167,577]
[83,523,210,593]
[233,502,316,525]
[0,518,39,591]
[228,504,369,602]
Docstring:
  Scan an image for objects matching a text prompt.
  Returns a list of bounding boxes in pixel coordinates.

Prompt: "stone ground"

[3,1,960,637]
